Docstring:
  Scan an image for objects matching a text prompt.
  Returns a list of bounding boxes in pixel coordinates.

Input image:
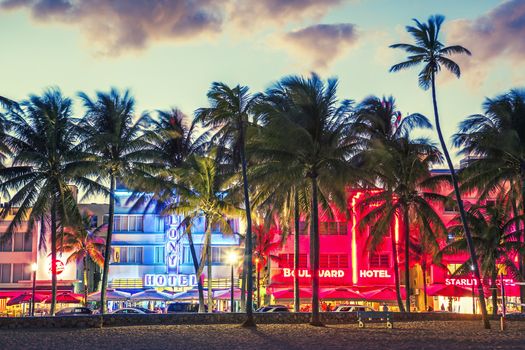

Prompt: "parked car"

[256,305,290,313]
[56,307,93,316]
[333,305,375,312]
[112,307,156,314]
[166,302,201,313]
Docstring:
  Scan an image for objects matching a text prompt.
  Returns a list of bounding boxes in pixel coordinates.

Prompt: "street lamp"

[30,262,37,317]
[226,251,239,313]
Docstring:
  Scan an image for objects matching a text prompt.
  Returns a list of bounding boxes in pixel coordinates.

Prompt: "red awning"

[43,292,83,304]
[427,284,474,297]
[320,287,363,300]
[272,288,312,299]
[6,292,47,306]
[362,287,406,301]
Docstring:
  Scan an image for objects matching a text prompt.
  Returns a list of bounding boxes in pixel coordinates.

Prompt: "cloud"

[1,0,226,55]
[232,0,343,29]
[446,0,525,86]
[278,23,359,69]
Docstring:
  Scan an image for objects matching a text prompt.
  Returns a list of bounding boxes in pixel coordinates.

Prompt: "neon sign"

[48,259,65,276]
[445,278,515,287]
[282,268,345,278]
[144,274,198,287]
[359,269,391,278]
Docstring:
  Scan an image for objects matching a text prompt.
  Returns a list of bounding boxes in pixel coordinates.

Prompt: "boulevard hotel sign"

[144,217,197,288]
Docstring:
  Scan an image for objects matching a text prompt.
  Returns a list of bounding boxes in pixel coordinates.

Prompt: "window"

[0,234,12,252]
[211,247,222,263]
[14,232,32,252]
[183,246,193,264]
[319,222,348,235]
[154,246,165,264]
[447,264,462,275]
[297,221,308,235]
[278,253,307,268]
[320,254,349,268]
[12,264,31,282]
[369,253,390,268]
[0,264,11,283]
[117,247,143,264]
[112,215,144,232]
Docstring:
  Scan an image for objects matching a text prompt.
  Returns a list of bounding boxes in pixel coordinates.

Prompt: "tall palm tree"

[440,198,523,316]
[354,95,445,312]
[78,88,157,314]
[0,97,18,168]
[453,89,525,309]
[409,232,439,311]
[164,153,240,312]
[250,74,356,326]
[0,89,102,315]
[57,213,105,306]
[388,15,491,328]
[195,83,257,326]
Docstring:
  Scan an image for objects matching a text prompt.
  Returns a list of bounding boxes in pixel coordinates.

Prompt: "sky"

[1,0,524,167]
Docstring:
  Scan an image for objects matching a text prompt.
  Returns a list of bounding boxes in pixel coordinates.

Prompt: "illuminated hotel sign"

[166,228,180,270]
[282,268,345,278]
[144,274,198,287]
[445,278,516,286]
[359,269,391,278]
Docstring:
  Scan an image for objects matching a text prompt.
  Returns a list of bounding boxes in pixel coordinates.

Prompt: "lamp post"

[30,262,37,317]
[227,251,238,313]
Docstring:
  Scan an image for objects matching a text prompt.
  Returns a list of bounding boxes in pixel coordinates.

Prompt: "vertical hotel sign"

[166,215,182,273]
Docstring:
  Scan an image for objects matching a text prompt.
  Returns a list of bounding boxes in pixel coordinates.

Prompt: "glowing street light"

[226,251,239,312]
[31,262,37,316]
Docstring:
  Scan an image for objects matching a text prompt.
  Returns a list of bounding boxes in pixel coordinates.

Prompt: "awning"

[427,284,474,297]
[272,288,312,299]
[130,289,174,301]
[213,288,243,300]
[362,287,406,301]
[87,289,131,301]
[320,287,362,300]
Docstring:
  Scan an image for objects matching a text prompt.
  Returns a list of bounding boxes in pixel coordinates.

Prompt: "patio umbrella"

[130,289,174,301]
[363,287,406,301]
[426,284,473,297]
[7,292,47,306]
[172,289,209,300]
[320,287,363,300]
[87,289,131,301]
[272,288,312,299]
[44,292,83,304]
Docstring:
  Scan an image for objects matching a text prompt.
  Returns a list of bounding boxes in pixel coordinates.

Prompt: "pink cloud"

[279,23,359,69]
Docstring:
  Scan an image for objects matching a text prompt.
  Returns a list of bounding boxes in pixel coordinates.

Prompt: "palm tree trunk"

[294,190,300,312]
[403,206,410,313]
[430,73,490,329]
[491,269,498,317]
[513,167,525,312]
[83,255,88,307]
[50,199,58,316]
[206,218,213,313]
[187,230,205,313]
[309,175,322,326]
[391,229,405,312]
[240,264,246,312]
[100,175,116,314]
[239,121,255,327]
[422,262,428,311]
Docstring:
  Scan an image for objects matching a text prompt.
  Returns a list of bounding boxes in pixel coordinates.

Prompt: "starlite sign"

[144,274,198,287]
[445,278,516,286]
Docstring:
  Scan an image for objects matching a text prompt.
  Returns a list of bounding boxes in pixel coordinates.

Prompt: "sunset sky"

[1,0,524,162]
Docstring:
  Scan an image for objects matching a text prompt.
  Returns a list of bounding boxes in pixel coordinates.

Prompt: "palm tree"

[0,89,102,315]
[252,222,282,307]
[440,198,523,316]
[164,153,240,312]
[354,95,445,312]
[388,15,491,329]
[195,83,257,326]
[409,232,439,311]
[250,74,356,326]
[57,213,105,306]
[453,89,525,309]
[78,88,157,314]
[0,97,18,168]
